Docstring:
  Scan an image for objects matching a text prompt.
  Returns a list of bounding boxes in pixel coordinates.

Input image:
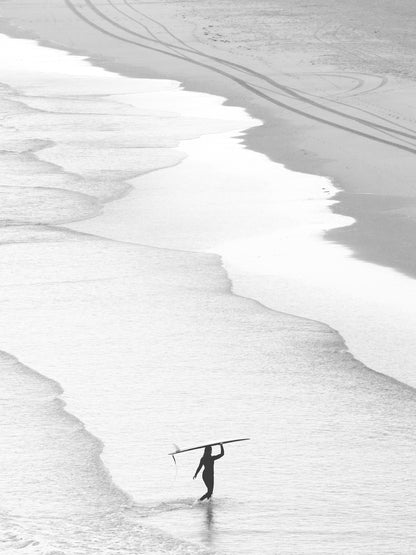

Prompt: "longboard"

[168,438,250,456]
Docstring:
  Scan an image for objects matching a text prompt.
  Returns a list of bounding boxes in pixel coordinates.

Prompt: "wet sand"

[1,0,416,279]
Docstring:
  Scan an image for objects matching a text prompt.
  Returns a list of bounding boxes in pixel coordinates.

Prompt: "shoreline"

[67,113,416,389]
[1,0,416,280]
[2,27,414,385]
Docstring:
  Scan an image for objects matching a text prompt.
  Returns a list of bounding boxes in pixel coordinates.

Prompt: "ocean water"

[73,127,416,388]
[0,350,210,554]
[0,32,416,555]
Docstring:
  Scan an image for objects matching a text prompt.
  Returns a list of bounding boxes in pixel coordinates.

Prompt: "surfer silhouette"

[193,444,224,501]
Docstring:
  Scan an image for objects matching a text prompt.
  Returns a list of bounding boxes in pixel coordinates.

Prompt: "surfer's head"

[204,446,212,457]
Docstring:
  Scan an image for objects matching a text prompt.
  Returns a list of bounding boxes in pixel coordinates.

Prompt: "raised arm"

[193,458,203,479]
[213,444,224,460]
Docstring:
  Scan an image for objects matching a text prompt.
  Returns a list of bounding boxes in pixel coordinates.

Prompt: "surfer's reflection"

[193,444,224,501]
[203,501,215,545]
[205,502,214,528]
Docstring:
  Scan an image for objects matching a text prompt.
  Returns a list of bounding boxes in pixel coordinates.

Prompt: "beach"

[2,0,416,279]
[0,1,416,553]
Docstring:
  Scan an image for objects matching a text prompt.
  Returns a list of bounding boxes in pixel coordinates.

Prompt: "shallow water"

[0,33,416,554]
[72,128,416,388]
[0,350,210,554]
[2,235,416,554]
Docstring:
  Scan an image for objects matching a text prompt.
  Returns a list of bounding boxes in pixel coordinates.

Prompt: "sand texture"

[1,0,416,280]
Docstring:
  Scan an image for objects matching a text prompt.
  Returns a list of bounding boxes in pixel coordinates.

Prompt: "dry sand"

[1,0,416,280]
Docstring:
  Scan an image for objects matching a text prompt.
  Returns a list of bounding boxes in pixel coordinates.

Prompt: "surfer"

[193,443,224,501]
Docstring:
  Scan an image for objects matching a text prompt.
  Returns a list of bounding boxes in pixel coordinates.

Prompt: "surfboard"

[168,438,250,456]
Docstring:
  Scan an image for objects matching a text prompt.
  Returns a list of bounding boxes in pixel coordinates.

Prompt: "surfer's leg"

[200,470,213,501]
[206,474,214,500]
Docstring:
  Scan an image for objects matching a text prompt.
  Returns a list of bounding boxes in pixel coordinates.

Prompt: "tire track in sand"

[65,0,416,155]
